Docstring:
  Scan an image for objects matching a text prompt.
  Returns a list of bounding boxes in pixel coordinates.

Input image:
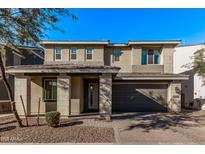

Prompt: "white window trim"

[54,48,62,61]
[86,48,93,61]
[44,79,57,101]
[70,47,78,61]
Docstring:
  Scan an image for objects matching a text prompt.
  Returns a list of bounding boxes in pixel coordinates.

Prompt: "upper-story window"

[113,48,121,61]
[142,48,147,65]
[154,49,159,64]
[141,48,160,65]
[55,48,62,60]
[70,47,77,60]
[86,48,93,60]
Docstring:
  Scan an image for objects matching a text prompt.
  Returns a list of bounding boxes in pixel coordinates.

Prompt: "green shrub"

[45,111,61,127]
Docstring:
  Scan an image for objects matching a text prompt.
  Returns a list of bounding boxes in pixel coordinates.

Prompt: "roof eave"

[128,40,181,45]
[6,68,120,74]
[39,40,110,45]
[115,76,189,81]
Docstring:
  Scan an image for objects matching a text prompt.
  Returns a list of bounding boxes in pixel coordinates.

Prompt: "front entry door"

[88,83,99,110]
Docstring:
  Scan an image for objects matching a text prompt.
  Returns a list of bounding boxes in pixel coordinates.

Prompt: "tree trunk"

[0,50,23,127]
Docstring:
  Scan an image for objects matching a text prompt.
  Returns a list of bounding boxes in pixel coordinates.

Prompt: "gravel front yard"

[1,110,205,144]
[0,116,115,143]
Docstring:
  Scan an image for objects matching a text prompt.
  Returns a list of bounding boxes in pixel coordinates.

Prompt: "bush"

[45,111,61,127]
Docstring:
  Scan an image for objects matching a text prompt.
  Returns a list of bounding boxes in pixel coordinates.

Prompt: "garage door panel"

[112,84,167,112]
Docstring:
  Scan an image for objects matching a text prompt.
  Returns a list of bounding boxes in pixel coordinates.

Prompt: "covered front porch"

[6,64,120,120]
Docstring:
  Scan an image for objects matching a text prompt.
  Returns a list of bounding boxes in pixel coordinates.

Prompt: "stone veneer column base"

[99,73,112,120]
[167,81,182,112]
[57,75,71,116]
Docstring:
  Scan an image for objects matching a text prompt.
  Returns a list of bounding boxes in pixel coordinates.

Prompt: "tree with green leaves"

[193,49,205,83]
[0,8,77,127]
[184,48,205,85]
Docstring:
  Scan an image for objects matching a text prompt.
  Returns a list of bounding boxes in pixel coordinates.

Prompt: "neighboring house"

[174,43,205,110]
[6,40,188,119]
[0,45,44,113]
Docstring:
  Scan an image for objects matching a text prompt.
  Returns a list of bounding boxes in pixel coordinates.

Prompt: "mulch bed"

[0,116,115,143]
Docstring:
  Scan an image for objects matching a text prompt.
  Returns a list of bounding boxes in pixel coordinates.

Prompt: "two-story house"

[6,40,188,119]
[0,44,44,113]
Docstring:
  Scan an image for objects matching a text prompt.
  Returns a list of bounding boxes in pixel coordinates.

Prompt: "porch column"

[15,75,31,116]
[99,73,112,120]
[57,75,71,116]
[167,81,181,112]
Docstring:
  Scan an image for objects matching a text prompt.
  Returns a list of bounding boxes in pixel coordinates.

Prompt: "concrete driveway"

[70,110,205,144]
[111,111,205,144]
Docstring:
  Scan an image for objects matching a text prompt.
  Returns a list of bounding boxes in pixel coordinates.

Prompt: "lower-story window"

[44,79,57,101]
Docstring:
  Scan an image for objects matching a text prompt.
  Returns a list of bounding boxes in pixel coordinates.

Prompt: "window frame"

[43,78,57,102]
[86,48,93,61]
[70,47,77,61]
[113,48,121,62]
[147,49,154,64]
[154,49,160,64]
[141,48,160,65]
[54,48,62,61]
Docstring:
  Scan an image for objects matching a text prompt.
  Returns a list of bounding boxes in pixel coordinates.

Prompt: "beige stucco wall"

[131,45,165,73]
[15,76,31,116]
[131,46,141,65]
[104,47,132,72]
[30,76,45,115]
[43,43,175,74]
[30,76,59,115]
[44,46,54,62]
[132,65,164,73]
[162,45,174,73]
[105,45,172,73]
[15,75,85,116]
[44,44,104,65]
[71,77,84,115]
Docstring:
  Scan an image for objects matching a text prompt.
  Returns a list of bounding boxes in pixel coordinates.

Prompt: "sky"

[47,8,205,45]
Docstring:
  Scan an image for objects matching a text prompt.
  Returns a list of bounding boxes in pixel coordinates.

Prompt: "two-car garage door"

[112,83,168,112]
